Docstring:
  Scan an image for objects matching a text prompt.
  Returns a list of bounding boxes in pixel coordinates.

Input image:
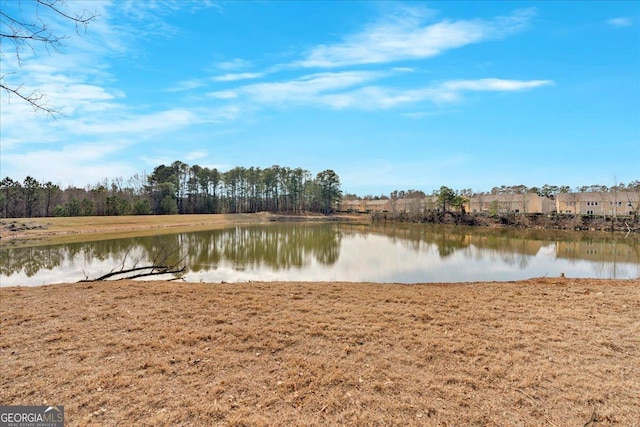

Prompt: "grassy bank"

[0,213,367,246]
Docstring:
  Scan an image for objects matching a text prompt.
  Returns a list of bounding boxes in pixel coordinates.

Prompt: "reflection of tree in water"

[4,223,638,280]
[1,246,64,277]
[346,224,554,268]
[353,223,471,259]
[127,224,343,272]
[0,238,166,278]
[435,233,467,258]
[182,224,342,271]
[1,225,343,280]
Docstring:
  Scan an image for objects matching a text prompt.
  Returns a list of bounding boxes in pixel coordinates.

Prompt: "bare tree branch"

[84,264,187,282]
[78,245,189,282]
[0,81,61,116]
[0,0,98,116]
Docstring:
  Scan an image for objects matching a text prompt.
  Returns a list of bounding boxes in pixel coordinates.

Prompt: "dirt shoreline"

[3,212,636,247]
[1,278,639,426]
[0,213,367,246]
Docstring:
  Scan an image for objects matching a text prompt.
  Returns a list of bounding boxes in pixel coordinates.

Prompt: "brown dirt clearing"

[1,278,639,426]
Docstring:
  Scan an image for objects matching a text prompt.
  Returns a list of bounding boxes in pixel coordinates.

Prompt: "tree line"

[0,162,342,218]
[2,163,637,219]
[350,182,639,203]
[349,182,639,202]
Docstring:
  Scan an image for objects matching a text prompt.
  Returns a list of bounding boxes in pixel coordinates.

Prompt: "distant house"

[339,199,392,213]
[340,199,366,212]
[467,193,554,214]
[365,199,392,213]
[392,198,426,213]
[556,191,639,216]
[391,196,440,214]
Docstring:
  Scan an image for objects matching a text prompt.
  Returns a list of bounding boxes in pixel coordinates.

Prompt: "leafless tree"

[0,0,97,116]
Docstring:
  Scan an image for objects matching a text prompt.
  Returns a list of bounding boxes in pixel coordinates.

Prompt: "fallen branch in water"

[79,245,187,282]
[83,265,186,281]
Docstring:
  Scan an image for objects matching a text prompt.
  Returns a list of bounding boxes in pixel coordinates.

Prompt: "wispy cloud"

[59,109,199,135]
[607,17,633,28]
[219,74,552,110]
[1,2,556,188]
[185,150,208,161]
[0,1,232,185]
[216,58,253,71]
[165,73,264,93]
[164,79,207,92]
[441,78,553,92]
[115,0,222,41]
[295,8,537,68]
[2,142,138,186]
[402,110,449,119]
[321,78,552,109]
[234,71,383,105]
[212,72,265,82]
[207,90,239,99]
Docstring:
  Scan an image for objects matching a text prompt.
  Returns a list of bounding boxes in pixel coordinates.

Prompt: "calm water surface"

[1,223,639,286]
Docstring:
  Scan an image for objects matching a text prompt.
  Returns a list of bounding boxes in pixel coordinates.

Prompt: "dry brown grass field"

[1,278,639,426]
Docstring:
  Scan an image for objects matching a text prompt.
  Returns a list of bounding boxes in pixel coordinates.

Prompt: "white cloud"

[2,143,137,187]
[402,110,447,119]
[44,109,210,140]
[216,58,252,71]
[392,67,416,73]
[296,8,537,68]
[607,17,633,28]
[207,90,239,99]
[164,79,207,92]
[441,78,553,92]
[165,73,264,93]
[0,2,556,188]
[212,72,265,82]
[223,75,553,110]
[237,71,383,104]
[363,78,553,108]
[185,150,208,161]
[114,0,222,41]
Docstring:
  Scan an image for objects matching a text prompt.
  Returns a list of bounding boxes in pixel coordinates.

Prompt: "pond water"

[1,223,639,286]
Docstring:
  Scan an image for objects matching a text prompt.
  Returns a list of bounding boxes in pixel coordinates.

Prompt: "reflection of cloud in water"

[3,253,120,286]
[186,234,639,284]
[1,247,161,287]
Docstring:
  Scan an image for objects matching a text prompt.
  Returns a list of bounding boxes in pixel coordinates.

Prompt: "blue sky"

[1,1,638,196]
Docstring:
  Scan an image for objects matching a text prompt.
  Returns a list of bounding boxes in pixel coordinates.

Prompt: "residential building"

[467,193,555,214]
[391,196,440,214]
[556,191,639,216]
[340,199,366,212]
[339,199,392,213]
[365,199,392,212]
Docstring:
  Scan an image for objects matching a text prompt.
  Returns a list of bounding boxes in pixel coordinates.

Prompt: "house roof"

[468,193,545,203]
[365,200,391,206]
[556,191,640,202]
